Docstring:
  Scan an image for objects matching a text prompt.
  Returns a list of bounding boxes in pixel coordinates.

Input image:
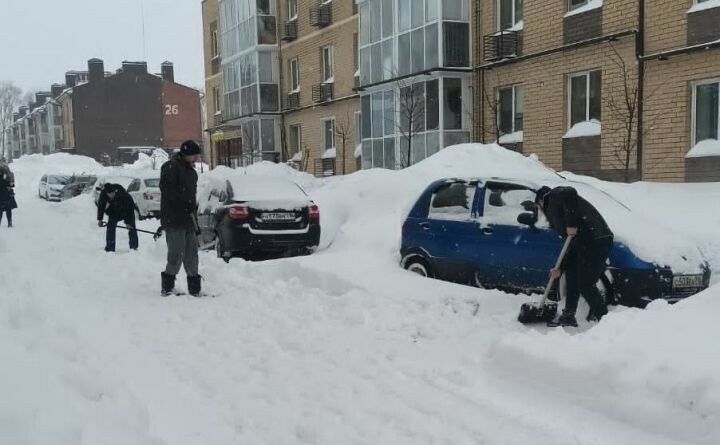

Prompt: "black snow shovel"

[100,221,163,240]
[518,235,574,324]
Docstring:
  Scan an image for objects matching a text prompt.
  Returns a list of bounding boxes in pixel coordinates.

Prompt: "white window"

[212,86,221,114]
[692,79,719,146]
[322,118,336,151]
[498,85,523,140]
[498,0,523,30]
[211,23,219,58]
[568,70,601,128]
[322,45,334,83]
[289,124,302,156]
[288,0,298,20]
[568,0,589,11]
[289,58,300,91]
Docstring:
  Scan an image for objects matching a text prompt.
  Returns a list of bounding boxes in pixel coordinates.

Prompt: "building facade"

[475,0,720,182]
[203,0,229,168]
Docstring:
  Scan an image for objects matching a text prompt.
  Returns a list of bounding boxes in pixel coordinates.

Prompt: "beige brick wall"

[279,0,360,175]
[645,0,694,54]
[481,38,638,172]
[642,49,720,181]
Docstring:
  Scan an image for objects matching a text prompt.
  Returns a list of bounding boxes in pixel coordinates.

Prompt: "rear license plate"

[262,212,295,222]
[673,275,703,289]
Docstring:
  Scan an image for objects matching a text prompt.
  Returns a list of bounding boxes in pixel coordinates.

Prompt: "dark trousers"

[106,214,139,251]
[564,236,613,318]
[0,209,11,226]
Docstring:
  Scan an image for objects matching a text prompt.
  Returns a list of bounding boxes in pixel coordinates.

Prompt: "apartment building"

[202,0,228,167]
[356,0,473,169]
[476,0,720,182]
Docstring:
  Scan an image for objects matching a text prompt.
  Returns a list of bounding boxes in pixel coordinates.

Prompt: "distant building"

[6,59,202,164]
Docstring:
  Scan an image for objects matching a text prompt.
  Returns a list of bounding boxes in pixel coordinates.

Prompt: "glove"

[98,221,105,227]
[153,226,164,241]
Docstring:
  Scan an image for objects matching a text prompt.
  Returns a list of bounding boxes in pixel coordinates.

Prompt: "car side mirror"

[521,200,536,212]
[517,212,537,227]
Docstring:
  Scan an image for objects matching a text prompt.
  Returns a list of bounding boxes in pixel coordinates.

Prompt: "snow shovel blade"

[518,301,558,324]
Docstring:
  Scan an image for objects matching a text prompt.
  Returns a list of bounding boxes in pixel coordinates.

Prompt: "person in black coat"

[535,186,614,327]
[0,163,17,227]
[97,183,139,252]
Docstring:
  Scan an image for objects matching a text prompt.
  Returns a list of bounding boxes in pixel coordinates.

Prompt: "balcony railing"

[483,31,520,62]
[284,92,300,110]
[310,3,332,28]
[281,21,297,41]
[312,83,334,104]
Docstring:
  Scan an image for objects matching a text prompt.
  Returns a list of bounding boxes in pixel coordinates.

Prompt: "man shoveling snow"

[535,185,613,327]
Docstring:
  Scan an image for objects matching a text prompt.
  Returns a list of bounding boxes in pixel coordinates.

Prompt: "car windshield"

[144,178,160,188]
[48,176,70,185]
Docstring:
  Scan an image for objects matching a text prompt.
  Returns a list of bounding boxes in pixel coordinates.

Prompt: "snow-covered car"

[60,175,98,200]
[38,174,71,201]
[401,177,711,307]
[127,176,161,219]
[197,175,321,262]
[93,176,135,206]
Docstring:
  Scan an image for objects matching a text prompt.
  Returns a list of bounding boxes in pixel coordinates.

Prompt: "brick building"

[5,60,202,164]
[475,0,720,182]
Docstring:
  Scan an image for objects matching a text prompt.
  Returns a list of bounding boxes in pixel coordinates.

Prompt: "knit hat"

[103,183,117,194]
[534,186,552,207]
[179,140,201,156]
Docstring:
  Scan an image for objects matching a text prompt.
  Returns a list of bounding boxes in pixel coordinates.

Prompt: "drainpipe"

[480,68,486,144]
[636,0,645,180]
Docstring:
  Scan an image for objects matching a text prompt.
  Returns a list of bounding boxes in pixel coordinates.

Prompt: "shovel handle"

[540,235,574,305]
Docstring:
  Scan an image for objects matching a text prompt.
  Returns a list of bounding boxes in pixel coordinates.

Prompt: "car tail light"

[309,204,320,220]
[143,192,153,200]
[228,204,249,220]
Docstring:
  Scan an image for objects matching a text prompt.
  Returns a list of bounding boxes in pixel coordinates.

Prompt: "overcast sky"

[0,0,205,94]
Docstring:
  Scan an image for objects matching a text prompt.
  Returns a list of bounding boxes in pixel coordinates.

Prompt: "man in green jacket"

[159,140,202,296]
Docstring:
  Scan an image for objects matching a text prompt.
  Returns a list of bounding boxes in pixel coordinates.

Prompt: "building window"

[569,0,589,11]
[288,0,298,20]
[355,111,362,147]
[443,78,463,130]
[210,21,219,58]
[692,80,719,146]
[499,0,523,30]
[322,118,336,151]
[322,45,334,82]
[289,58,300,91]
[498,85,523,136]
[289,124,301,156]
[213,86,221,114]
[568,70,601,128]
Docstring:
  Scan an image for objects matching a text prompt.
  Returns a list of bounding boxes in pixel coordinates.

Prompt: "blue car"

[400,178,711,307]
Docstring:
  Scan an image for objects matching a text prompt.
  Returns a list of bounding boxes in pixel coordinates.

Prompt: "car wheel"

[405,256,432,278]
[215,236,230,263]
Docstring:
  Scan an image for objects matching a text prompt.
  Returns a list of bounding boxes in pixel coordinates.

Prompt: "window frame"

[497,84,523,135]
[288,0,298,21]
[568,0,589,12]
[289,124,302,156]
[212,86,222,114]
[321,118,336,151]
[691,78,720,147]
[567,70,600,129]
[289,57,300,91]
[321,45,334,82]
[497,0,522,31]
[210,21,220,58]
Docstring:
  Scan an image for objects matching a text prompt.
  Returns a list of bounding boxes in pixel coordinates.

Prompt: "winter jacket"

[542,186,613,243]
[97,184,137,221]
[0,164,14,185]
[159,154,198,230]
[0,176,16,211]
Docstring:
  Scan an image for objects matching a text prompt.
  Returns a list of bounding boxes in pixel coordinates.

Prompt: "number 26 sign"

[165,105,180,115]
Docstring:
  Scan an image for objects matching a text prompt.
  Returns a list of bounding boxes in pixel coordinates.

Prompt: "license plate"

[262,212,295,222]
[673,275,703,289]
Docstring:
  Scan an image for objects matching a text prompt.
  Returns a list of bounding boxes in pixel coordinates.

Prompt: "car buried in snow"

[126,175,161,219]
[400,177,711,307]
[197,175,321,262]
[38,174,72,201]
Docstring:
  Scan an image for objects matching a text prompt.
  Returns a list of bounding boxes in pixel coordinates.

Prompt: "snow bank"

[563,119,601,138]
[490,284,720,444]
[686,139,720,158]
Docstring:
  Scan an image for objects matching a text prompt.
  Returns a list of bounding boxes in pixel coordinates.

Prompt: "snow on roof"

[354,144,362,158]
[321,148,336,159]
[507,20,524,31]
[563,120,601,138]
[498,131,524,144]
[686,139,720,158]
[688,0,720,13]
[564,0,603,17]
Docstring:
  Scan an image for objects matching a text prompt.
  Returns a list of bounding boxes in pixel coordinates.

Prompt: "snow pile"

[565,0,603,17]
[686,139,720,158]
[11,153,107,186]
[491,284,720,443]
[563,119,601,138]
[688,0,720,13]
[498,131,523,144]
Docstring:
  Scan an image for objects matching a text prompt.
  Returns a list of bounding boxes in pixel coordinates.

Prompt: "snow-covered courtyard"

[2,146,720,444]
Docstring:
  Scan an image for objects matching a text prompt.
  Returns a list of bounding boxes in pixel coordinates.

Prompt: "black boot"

[548,310,579,327]
[188,275,202,297]
[161,272,176,297]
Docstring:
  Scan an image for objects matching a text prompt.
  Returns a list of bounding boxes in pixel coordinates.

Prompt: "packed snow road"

[1,148,719,445]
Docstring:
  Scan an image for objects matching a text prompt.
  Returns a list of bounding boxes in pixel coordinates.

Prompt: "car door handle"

[419,222,431,230]
[480,227,493,235]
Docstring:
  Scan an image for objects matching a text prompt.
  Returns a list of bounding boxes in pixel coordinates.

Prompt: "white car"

[38,174,71,201]
[94,176,134,206]
[127,176,162,219]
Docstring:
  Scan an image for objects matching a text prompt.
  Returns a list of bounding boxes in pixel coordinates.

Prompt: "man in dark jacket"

[159,140,202,297]
[0,163,16,227]
[97,183,139,252]
[535,185,613,327]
